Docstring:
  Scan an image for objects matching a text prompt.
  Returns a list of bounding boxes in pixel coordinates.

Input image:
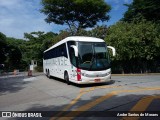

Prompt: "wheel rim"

[65,73,69,84]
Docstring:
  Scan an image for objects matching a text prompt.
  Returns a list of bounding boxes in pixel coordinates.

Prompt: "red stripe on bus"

[77,68,81,81]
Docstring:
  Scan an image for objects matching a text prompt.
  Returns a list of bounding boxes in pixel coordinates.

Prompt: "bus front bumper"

[75,74,111,84]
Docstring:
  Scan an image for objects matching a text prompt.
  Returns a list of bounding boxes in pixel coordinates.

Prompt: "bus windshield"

[78,42,111,71]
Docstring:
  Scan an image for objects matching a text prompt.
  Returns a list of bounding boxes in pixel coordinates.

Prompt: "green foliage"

[34,66,43,72]
[122,0,160,22]
[5,45,22,69]
[53,30,71,43]
[121,0,160,73]
[1,31,58,71]
[0,32,7,44]
[0,33,26,70]
[0,32,7,64]
[1,20,160,73]
[87,25,108,39]
[6,37,27,70]
[41,0,111,32]
[1,0,160,74]
[66,25,108,39]
[24,31,57,66]
[105,19,160,73]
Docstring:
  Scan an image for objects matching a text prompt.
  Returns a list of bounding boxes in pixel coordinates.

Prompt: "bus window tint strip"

[43,43,67,60]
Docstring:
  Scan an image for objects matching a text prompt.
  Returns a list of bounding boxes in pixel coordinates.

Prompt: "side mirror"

[107,46,116,56]
[70,45,78,57]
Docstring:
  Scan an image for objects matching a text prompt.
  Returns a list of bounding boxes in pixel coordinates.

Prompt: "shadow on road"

[6,93,160,120]
[0,76,31,95]
[49,76,115,88]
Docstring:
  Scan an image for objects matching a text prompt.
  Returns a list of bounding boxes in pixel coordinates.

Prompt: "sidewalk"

[0,72,44,79]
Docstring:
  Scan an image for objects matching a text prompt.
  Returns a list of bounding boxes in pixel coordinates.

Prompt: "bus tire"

[64,72,70,85]
[45,69,48,76]
[47,70,51,79]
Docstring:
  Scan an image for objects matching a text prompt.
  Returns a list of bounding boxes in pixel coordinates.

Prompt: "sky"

[0,0,133,39]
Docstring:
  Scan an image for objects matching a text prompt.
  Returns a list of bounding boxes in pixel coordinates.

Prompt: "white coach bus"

[43,36,115,84]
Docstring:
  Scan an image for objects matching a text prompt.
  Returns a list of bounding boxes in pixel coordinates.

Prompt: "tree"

[105,19,160,73]
[122,0,160,22]
[41,0,111,33]
[0,33,25,70]
[24,31,57,66]
[57,25,108,39]
[5,45,22,70]
[87,25,108,39]
[6,37,27,70]
[0,32,7,64]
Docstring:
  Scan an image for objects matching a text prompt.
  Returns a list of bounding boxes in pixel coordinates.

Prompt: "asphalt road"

[0,73,160,120]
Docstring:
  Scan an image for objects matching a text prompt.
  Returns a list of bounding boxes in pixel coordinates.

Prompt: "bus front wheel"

[64,72,70,85]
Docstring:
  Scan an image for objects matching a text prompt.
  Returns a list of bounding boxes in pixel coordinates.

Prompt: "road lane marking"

[51,85,122,120]
[57,87,160,120]
[122,95,160,120]
[114,86,160,94]
[54,85,122,113]
[94,85,122,89]
[131,96,160,111]
[57,92,117,120]
[50,88,85,120]
[50,87,96,120]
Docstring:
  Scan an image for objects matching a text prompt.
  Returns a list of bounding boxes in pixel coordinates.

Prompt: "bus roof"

[44,36,104,53]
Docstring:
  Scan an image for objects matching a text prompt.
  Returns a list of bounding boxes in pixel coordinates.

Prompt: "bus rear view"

[43,36,115,84]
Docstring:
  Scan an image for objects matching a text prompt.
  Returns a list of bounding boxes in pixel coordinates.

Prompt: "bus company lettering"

[52,57,68,65]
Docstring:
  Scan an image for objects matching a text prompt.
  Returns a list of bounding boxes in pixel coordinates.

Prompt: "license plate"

[95,79,101,82]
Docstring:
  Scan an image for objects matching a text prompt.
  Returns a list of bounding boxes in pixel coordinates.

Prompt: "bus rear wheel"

[64,72,70,85]
[47,70,51,79]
